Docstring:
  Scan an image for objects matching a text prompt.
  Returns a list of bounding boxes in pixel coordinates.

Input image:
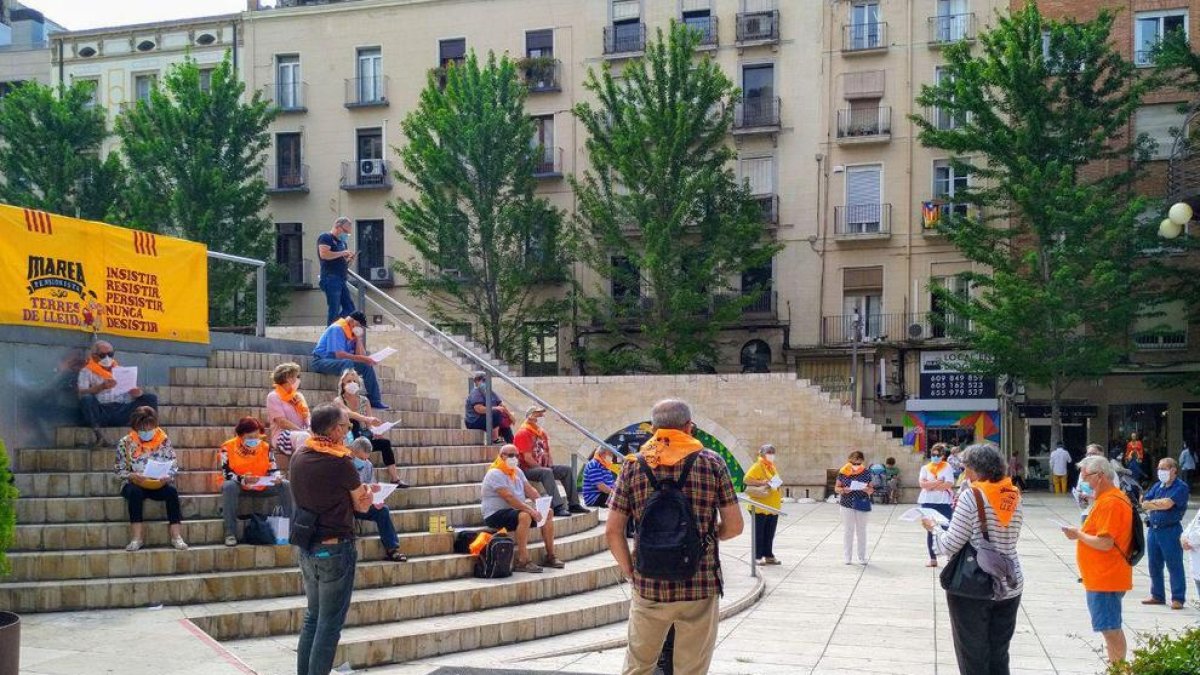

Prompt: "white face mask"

[352,326,364,338]
[99,356,114,368]
[505,457,521,469]
[344,382,360,395]
[763,453,776,463]
[1158,469,1173,484]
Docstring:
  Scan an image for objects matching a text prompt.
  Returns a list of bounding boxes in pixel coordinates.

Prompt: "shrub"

[0,439,16,577]
[1107,626,1200,675]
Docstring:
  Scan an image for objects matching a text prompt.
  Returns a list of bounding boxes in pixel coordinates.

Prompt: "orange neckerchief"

[974,477,1021,527]
[489,453,518,479]
[926,460,950,479]
[126,428,167,459]
[839,462,865,476]
[597,452,621,475]
[304,435,352,458]
[637,428,704,468]
[221,436,262,458]
[334,318,354,340]
[274,385,310,421]
[85,357,117,382]
[520,421,548,443]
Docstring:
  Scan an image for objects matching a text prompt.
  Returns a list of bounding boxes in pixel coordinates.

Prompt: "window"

[610,0,643,52]
[845,164,883,233]
[842,266,883,339]
[611,256,641,304]
[742,260,773,313]
[439,38,466,68]
[525,29,553,58]
[357,47,383,103]
[76,78,100,108]
[198,68,214,94]
[933,159,969,217]
[741,63,775,125]
[1133,300,1187,350]
[682,5,716,45]
[356,127,384,184]
[276,133,303,189]
[532,115,555,173]
[523,323,558,376]
[740,339,771,373]
[275,223,305,287]
[934,0,969,42]
[930,274,969,338]
[356,219,385,275]
[933,66,966,130]
[740,156,774,195]
[849,2,882,50]
[1135,10,1187,67]
[276,55,301,108]
[1136,104,1187,160]
[133,73,156,103]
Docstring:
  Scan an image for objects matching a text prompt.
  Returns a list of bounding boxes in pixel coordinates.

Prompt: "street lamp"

[1161,202,1192,240]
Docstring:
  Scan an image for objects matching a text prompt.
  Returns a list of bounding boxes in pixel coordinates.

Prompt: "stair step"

[149,386,441,412]
[191,551,622,641]
[168,367,416,396]
[52,425,483,449]
[207,351,399,381]
[146,406,461,430]
[0,519,603,613]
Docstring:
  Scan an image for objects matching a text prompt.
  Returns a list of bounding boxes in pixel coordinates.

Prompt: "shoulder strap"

[676,450,703,487]
[636,454,660,491]
[971,487,991,542]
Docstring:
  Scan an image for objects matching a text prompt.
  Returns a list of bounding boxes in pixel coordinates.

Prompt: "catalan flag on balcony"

[921,201,941,230]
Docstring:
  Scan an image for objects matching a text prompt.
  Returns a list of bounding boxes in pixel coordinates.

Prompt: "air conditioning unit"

[359,158,384,176]
[368,266,392,282]
[907,322,925,340]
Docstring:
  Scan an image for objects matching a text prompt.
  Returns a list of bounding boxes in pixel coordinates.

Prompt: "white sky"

[20,0,248,31]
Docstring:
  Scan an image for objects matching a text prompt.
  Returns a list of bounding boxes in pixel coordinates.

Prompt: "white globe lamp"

[1159,218,1183,240]
[1168,202,1193,226]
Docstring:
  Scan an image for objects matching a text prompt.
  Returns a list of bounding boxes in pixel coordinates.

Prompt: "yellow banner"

[0,204,209,344]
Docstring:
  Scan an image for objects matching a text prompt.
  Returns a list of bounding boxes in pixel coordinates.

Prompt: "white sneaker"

[125,539,143,552]
[858,559,869,566]
[171,537,189,551]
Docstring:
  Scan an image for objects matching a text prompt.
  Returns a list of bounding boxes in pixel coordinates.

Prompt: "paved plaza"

[16,494,1199,675]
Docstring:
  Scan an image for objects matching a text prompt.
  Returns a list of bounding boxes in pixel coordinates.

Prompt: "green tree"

[0,80,124,221]
[570,22,780,374]
[912,2,1158,450]
[116,54,284,327]
[391,51,568,364]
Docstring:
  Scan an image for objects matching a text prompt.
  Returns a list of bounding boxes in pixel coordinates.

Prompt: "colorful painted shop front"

[903,350,1001,458]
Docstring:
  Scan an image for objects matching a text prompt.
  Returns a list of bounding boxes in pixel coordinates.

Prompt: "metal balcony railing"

[834,204,892,237]
[820,312,968,345]
[1133,331,1187,350]
[604,23,646,56]
[742,289,776,315]
[344,75,389,107]
[264,81,307,112]
[927,13,975,45]
[843,22,887,52]
[520,58,561,92]
[340,159,393,190]
[754,194,779,225]
[684,15,719,47]
[921,199,970,233]
[733,96,781,131]
[836,106,892,140]
[736,9,780,44]
[264,164,309,193]
[533,147,563,178]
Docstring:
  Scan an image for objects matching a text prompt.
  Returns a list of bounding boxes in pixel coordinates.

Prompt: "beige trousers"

[622,592,719,675]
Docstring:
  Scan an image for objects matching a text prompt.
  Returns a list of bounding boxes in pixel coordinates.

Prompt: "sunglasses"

[501,452,519,458]
[96,351,115,358]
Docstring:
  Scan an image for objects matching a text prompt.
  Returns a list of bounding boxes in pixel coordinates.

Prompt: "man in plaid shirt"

[606,399,743,675]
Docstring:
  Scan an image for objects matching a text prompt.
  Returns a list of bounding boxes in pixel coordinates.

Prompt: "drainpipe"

[57,38,64,86]
[231,21,238,74]
[905,0,915,323]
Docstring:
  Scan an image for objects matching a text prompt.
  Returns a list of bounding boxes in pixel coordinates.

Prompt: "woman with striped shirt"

[924,442,1023,675]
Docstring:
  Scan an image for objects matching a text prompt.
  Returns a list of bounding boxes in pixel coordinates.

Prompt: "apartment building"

[246,0,823,377]
[0,2,61,96]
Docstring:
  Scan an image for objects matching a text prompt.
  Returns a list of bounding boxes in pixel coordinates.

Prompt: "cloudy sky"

[21,0,248,31]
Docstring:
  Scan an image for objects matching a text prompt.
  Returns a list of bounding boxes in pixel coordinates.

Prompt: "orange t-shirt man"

[1077,487,1133,592]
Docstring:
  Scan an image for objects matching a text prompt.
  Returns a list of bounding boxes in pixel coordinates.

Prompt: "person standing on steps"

[514,405,588,518]
[77,340,158,447]
[834,450,874,565]
[317,216,357,326]
[918,443,955,568]
[290,405,377,675]
[311,311,390,411]
[1140,457,1189,610]
[606,399,742,675]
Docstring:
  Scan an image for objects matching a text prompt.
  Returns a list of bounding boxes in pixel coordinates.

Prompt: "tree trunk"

[1049,378,1064,456]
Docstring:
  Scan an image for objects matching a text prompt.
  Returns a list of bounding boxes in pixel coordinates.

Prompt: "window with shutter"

[1136,104,1186,160]
[845,165,882,232]
[740,156,774,196]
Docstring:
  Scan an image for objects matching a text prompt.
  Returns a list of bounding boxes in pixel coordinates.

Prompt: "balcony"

[834,204,892,239]
[684,16,719,49]
[820,312,966,345]
[264,82,307,113]
[282,257,313,289]
[735,9,780,47]
[836,106,891,143]
[533,147,563,179]
[604,23,646,57]
[733,97,781,135]
[519,57,561,93]
[264,164,309,194]
[344,75,389,108]
[1167,107,1200,204]
[754,194,779,226]
[340,160,393,191]
[1133,330,1187,350]
[842,22,887,54]
[928,13,976,46]
[921,200,969,234]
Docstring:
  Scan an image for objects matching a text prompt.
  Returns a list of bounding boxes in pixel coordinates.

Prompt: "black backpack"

[472,533,515,578]
[454,528,495,554]
[240,514,276,546]
[1120,502,1146,567]
[634,452,707,582]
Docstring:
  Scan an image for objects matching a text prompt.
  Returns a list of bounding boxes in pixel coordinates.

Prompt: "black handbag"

[939,488,995,600]
[240,514,277,546]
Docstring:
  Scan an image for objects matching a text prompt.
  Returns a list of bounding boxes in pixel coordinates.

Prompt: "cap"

[349,311,368,326]
[525,405,546,417]
[472,370,488,381]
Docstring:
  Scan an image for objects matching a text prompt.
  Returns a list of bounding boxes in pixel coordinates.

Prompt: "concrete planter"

[0,611,18,675]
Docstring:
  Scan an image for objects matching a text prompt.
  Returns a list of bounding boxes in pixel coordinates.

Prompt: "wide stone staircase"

[0,349,626,671]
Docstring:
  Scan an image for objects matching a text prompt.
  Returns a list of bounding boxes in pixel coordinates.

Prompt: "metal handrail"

[207,250,266,337]
[345,269,617,455]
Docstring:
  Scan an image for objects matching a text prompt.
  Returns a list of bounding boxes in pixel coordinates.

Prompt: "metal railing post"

[736,496,786,579]
[484,374,494,444]
[207,250,268,337]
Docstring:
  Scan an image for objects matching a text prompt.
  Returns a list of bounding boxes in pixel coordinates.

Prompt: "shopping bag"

[267,507,290,545]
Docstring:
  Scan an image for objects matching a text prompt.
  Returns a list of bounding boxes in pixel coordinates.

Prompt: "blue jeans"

[355,505,398,550]
[1148,523,1187,603]
[920,502,954,560]
[296,540,357,675]
[319,275,356,326]
[311,358,383,407]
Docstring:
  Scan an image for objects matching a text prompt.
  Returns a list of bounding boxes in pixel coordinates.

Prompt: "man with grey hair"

[77,340,158,446]
[1140,456,1189,609]
[606,398,743,675]
[317,216,357,325]
[1073,444,1107,517]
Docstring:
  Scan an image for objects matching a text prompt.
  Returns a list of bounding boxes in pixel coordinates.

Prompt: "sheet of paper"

[848,480,869,491]
[369,420,398,436]
[111,366,138,396]
[253,473,279,487]
[372,482,398,506]
[535,496,552,526]
[369,347,397,364]
[899,507,951,525]
[142,459,173,480]
[1050,518,1078,530]
[768,475,783,489]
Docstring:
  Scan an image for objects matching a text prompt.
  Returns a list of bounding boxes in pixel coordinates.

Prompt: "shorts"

[483,508,522,530]
[1085,591,1125,632]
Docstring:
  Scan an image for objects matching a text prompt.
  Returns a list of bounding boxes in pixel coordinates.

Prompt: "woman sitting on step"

[334,369,408,487]
[114,406,187,552]
[220,416,294,547]
[265,362,311,467]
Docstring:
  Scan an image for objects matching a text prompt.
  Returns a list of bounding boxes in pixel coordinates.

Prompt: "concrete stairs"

[0,348,621,668]
[412,326,519,378]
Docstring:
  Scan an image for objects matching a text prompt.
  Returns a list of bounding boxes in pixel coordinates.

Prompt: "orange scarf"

[973,477,1021,527]
[520,421,548,444]
[597,452,621,475]
[638,429,704,468]
[334,318,355,340]
[304,435,351,458]
[85,357,117,382]
[274,385,310,421]
[839,462,865,477]
[489,453,518,479]
[926,461,949,479]
[126,428,167,459]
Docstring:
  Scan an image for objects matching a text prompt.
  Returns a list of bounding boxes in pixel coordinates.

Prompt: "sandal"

[171,537,189,551]
[513,559,543,573]
[125,539,143,552]
[385,548,407,562]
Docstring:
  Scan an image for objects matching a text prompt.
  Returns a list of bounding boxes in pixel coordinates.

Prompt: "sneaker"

[513,560,543,573]
[763,557,782,566]
[542,556,565,569]
[125,539,144,552]
[568,503,590,515]
[492,438,505,445]
[171,537,189,551]
[224,535,238,547]
[393,479,411,489]
[552,506,571,518]
[1141,597,1165,606]
[1171,600,1185,610]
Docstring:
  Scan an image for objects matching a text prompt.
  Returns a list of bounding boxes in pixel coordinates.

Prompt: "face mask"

[242,437,261,448]
[137,429,156,442]
[99,356,114,368]
[1079,481,1094,496]
[505,457,521,469]
[338,232,349,244]
[352,326,364,338]
[764,453,776,463]
[1158,470,1172,484]
[931,455,942,462]
[291,379,301,391]
[344,382,360,395]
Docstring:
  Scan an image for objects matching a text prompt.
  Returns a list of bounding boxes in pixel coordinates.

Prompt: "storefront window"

[1108,403,1168,463]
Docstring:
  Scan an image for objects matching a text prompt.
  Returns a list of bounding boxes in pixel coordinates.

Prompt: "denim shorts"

[1085,591,1125,632]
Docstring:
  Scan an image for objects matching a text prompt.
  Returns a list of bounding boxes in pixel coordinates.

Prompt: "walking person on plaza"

[289,405,377,675]
[744,444,783,566]
[311,310,390,410]
[1072,444,1106,522]
[1050,443,1072,495]
[1061,456,1134,665]
[317,216,357,325]
[918,443,956,567]
[834,450,874,565]
[605,399,742,675]
[1179,443,1195,490]
[1140,457,1189,610]
[923,443,1023,675]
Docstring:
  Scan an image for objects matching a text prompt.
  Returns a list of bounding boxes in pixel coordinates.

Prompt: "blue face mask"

[338,232,349,244]
[137,429,156,442]
[242,438,261,448]
[1079,481,1094,496]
